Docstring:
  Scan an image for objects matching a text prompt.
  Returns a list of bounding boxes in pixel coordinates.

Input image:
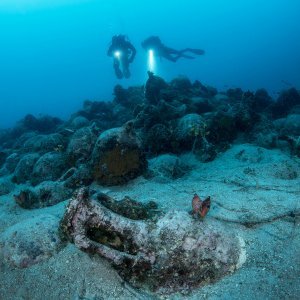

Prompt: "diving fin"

[187,48,205,55]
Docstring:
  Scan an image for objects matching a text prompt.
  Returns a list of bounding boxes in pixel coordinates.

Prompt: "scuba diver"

[141,36,205,62]
[107,35,136,79]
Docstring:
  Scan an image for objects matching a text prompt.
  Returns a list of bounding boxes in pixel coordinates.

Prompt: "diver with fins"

[107,34,136,79]
[141,36,205,62]
[107,34,205,79]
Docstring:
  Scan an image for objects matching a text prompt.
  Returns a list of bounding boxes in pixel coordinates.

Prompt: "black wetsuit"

[142,36,205,62]
[107,36,136,79]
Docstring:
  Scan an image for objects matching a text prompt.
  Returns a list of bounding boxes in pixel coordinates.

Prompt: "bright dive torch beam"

[148,49,155,72]
[114,51,121,59]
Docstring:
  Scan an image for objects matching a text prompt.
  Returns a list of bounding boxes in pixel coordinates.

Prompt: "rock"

[12,131,37,149]
[170,76,192,93]
[255,132,278,149]
[12,153,40,184]
[174,113,218,161]
[0,176,15,196]
[143,123,173,154]
[226,88,243,102]
[61,188,245,295]
[95,192,158,220]
[134,104,161,130]
[23,133,66,153]
[145,71,168,104]
[189,97,214,114]
[279,114,300,136]
[0,214,62,268]
[0,150,7,168]
[21,114,63,133]
[192,80,218,98]
[273,118,286,130]
[112,104,134,126]
[14,181,72,209]
[67,127,97,164]
[113,84,129,106]
[175,113,205,149]
[0,153,21,176]
[271,88,300,118]
[253,89,272,112]
[148,154,189,179]
[125,86,145,107]
[63,164,94,189]
[157,100,187,120]
[207,112,237,145]
[80,100,113,122]
[91,122,147,185]
[31,152,67,185]
[214,93,229,103]
[69,116,89,129]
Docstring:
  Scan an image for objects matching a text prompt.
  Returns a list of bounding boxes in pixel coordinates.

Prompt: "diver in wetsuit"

[141,36,205,62]
[107,35,136,79]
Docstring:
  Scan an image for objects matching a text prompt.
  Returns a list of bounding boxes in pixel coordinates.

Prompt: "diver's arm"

[107,45,114,57]
[128,43,136,63]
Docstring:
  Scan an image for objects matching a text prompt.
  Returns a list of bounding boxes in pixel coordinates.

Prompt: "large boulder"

[14,181,72,209]
[145,72,168,105]
[175,113,205,149]
[0,150,8,168]
[69,116,89,129]
[31,152,67,185]
[91,122,147,185]
[21,114,63,133]
[12,131,37,149]
[148,154,189,180]
[66,126,97,164]
[0,153,21,176]
[275,114,300,136]
[12,153,40,184]
[63,164,94,189]
[271,88,300,118]
[23,133,66,153]
[0,176,15,196]
[143,123,173,154]
[189,97,214,114]
[0,214,62,268]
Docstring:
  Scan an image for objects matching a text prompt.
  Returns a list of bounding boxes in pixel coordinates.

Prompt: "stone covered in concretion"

[0,214,62,268]
[90,121,147,186]
[14,181,72,209]
[60,188,245,295]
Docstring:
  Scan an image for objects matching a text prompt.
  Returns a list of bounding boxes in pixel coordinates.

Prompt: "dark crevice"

[87,226,139,255]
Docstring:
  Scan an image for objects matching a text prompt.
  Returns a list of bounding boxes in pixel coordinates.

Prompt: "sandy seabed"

[0,143,299,300]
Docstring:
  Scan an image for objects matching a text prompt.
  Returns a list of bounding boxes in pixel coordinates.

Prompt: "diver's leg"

[180,48,205,55]
[113,58,123,79]
[122,58,131,78]
[163,47,194,61]
[160,48,178,62]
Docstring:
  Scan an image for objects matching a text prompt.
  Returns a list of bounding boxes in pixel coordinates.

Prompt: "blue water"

[0,0,299,128]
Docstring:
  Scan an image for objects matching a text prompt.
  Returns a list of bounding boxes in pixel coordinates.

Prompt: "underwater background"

[1,1,300,299]
[0,0,300,128]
